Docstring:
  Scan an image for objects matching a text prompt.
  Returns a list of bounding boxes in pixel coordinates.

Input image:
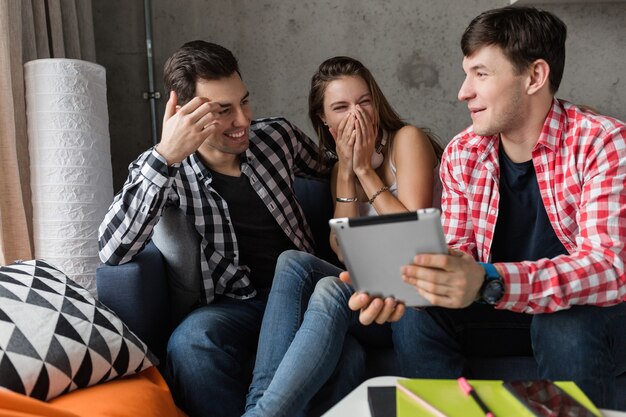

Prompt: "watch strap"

[478,262,500,280]
[477,262,504,305]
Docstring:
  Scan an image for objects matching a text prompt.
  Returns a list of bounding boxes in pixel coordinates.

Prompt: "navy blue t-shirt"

[490,145,567,263]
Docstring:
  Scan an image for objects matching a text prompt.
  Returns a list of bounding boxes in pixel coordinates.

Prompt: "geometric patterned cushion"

[0,260,158,401]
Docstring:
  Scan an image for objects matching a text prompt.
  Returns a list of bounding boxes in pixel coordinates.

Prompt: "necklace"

[371,131,388,170]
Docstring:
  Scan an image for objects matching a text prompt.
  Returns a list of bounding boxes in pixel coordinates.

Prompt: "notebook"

[368,386,396,417]
[396,379,601,417]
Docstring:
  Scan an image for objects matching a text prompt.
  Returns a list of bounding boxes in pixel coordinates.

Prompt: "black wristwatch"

[478,262,505,305]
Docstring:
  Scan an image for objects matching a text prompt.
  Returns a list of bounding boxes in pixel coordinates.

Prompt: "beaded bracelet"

[336,196,358,203]
[368,185,390,204]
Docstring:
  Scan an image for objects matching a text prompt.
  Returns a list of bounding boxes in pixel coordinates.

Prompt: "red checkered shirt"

[441,99,626,313]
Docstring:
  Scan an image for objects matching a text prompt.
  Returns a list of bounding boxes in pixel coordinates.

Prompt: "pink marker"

[457,377,496,417]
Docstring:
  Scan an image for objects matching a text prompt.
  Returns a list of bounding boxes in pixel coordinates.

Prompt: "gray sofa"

[96,176,626,411]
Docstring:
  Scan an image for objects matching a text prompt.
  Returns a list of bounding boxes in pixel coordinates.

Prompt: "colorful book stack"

[368,379,602,417]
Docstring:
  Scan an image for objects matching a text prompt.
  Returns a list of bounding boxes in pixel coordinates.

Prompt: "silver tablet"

[329,208,447,306]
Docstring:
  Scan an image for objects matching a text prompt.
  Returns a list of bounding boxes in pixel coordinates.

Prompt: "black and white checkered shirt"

[98,117,331,303]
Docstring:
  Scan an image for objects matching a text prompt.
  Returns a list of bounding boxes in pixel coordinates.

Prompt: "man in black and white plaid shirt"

[98,41,335,417]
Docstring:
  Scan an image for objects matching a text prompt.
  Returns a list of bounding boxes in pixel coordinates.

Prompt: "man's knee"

[167,308,231,364]
[532,307,598,343]
[531,306,608,364]
[392,307,429,345]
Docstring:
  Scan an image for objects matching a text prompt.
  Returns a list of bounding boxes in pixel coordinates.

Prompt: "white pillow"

[0,260,157,400]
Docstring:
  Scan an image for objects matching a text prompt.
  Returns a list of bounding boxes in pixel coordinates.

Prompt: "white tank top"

[357,158,442,217]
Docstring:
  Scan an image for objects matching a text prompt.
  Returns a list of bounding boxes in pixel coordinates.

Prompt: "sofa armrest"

[96,241,171,362]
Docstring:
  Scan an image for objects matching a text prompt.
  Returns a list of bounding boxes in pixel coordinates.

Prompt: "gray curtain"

[0,0,96,265]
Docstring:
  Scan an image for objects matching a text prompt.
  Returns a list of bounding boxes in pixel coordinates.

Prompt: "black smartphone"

[503,380,597,417]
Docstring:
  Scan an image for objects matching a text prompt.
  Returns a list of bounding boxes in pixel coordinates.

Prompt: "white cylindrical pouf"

[24,59,113,295]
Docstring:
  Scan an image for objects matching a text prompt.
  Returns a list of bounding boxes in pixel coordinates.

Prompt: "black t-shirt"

[491,146,567,263]
[209,170,296,289]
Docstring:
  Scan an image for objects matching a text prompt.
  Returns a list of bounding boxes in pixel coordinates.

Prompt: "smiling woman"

[307,56,443,233]
[243,56,445,417]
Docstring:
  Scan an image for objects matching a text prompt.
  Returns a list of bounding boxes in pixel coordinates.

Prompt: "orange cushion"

[0,367,187,417]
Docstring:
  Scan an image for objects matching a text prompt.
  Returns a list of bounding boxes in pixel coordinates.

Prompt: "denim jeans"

[245,250,389,417]
[164,289,270,417]
[392,302,626,409]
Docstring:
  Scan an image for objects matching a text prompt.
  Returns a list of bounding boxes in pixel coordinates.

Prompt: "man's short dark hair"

[461,6,567,94]
[163,40,241,105]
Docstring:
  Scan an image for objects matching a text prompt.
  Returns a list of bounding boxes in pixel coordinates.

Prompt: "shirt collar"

[535,98,565,153]
[464,129,499,164]
[188,141,256,182]
[188,153,212,182]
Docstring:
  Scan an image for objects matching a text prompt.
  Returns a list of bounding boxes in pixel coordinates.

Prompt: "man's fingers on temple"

[179,96,210,115]
[163,91,177,120]
[189,102,220,125]
[196,113,219,131]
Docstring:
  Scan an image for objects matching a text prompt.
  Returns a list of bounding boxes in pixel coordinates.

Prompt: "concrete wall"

[93,1,626,191]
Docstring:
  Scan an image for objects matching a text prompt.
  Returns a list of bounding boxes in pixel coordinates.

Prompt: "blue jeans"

[164,289,270,417]
[392,302,626,409]
[245,250,390,417]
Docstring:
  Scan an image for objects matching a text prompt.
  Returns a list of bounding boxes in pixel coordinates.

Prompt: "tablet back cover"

[329,209,446,306]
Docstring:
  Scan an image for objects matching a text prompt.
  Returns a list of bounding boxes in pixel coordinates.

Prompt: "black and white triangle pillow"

[0,260,157,400]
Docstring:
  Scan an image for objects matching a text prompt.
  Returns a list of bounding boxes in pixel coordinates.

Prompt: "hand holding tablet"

[329,208,447,307]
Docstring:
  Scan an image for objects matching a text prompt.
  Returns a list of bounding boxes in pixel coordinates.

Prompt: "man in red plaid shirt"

[344,6,626,409]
